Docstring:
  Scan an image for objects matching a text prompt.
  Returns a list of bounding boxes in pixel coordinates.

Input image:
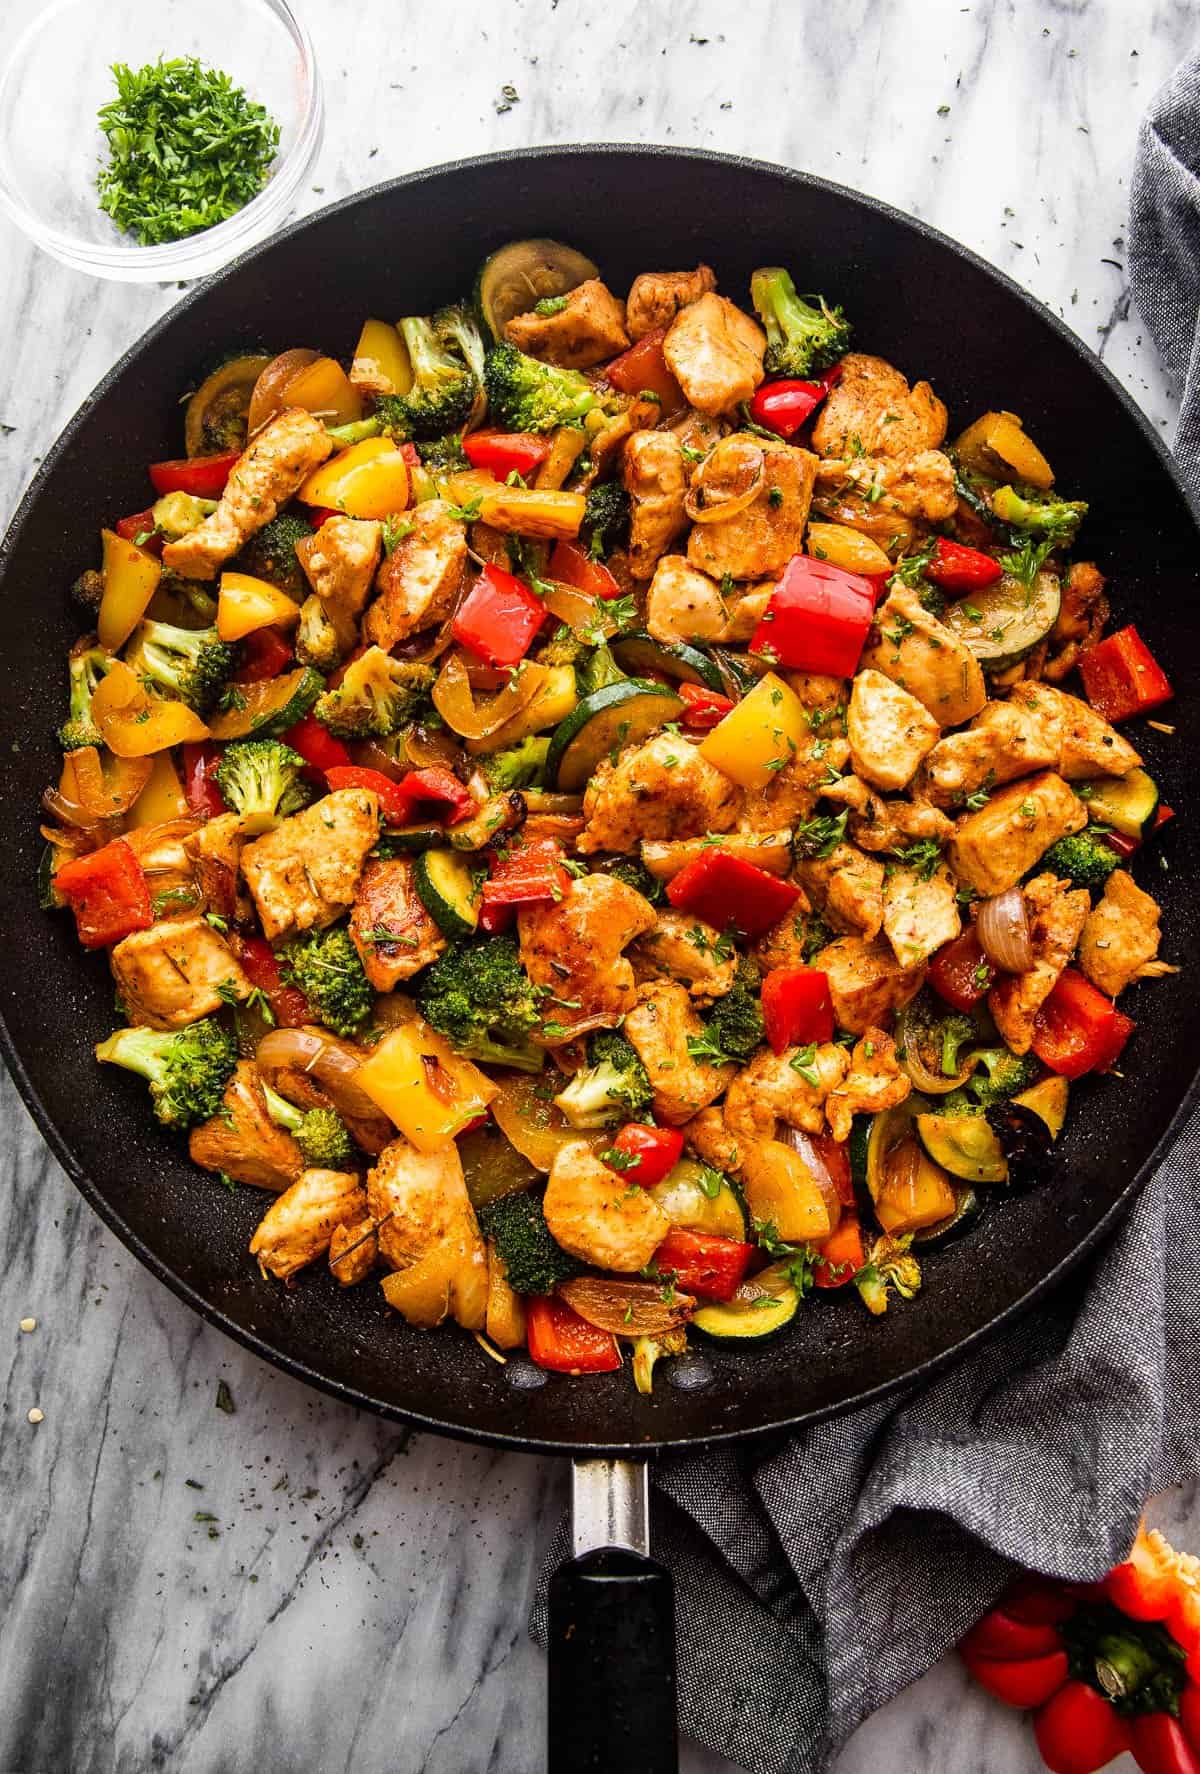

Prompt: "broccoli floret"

[415,937,545,1072]
[601,857,666,906]
[552,1030,653,1129]
[212,740,311,830]
[576,642,628,698]
[58,641,111,751]
[295,594,345,673]
[855,1233,921,1316]
[128,618,236,713]
[71,568,105,614]
[416,432,469,472]
[477,1188,580,1294]
[750,267,852,378]
[281,927,373,1039]
[1041,831,1120,893]
[990,484,1088,547]
[632,1327,688,1395]
[95,1018,238,1131]
[484,341,599,434]
[433,302,488,388]
[536,624,587,670]
[686,962,764,1065]
[232,511,312,601]
[479,735,551,792]
[916,580,947,619]
[376,316,477,441]
[938,1012,978,1079]
[261,1082,356,1168]
[313,647,435,739]
[968,1048,1041,1107]
[580,480,631,561]
[150,491,217,539]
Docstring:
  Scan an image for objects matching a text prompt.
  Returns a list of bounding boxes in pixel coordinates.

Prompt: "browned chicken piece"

[736,744,839,838]
[623,431,688,578]
[681,1104,744,1174]
[124,819,199,908]
[847,667,941,792]
[814,934,926,1033]
[645,554,771,647]
[518,873,656,1036]
[724,1043,849,1144]
[484,1244,527,1350]
[328,1215,378,1287]
[369,1136,488,1331]
[754,898,815,974]
[811,450,957,553]
[663,293,766,416]
[504,278,630,369]
[881,863,960,970]
[782,671,849,729]
[670,408,726,457]
[825,1029,910,1143]
[162,409,332,580]
[1078,869,1178,1000]
[947,772,1087,898]
[687,439,817,581]
[350,857,445,991]
[861,582,987,728]
[989,872,1091,1054]
[921,699,1060,806]
[111,914,250,1030]
[543,1140,670,1272]
[578,732,741,854]
[250,1169,368,1281]
[184,813,245,922]
[362,501,468,650]
[640,829,793,884]
[189,1061,306,1192]
[631,909,738,1001]
[796,843,886,941]
[1044,561,1110,683]
[296,515,382,623]
[1008,682,1142,781]
[626,265,717,340]
[811,353,948,459]
[256,1035,392,1157]
[842,788,956,855]
[624,979,737,1125]
[241,788,381,942]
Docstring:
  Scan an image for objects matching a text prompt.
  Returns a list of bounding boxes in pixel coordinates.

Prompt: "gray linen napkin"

[532,62,1200,1773]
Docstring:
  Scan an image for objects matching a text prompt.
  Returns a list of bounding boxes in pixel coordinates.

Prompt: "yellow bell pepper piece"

[349,319,412,397]
[954,410,1054,489]
[477,486,586,541]
[699,670,808,792]
[282,355,363,427]
[466,664,578,754]
[97,529,162,652]
[740,1140,832,1243]
[91,660,210,758]
[216,571,304,642]
[805,522,892,577]
[297,436,411,520]
[128,749,189,826]
[356,1021,497,1153]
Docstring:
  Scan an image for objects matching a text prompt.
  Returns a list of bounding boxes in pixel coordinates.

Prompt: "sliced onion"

[976,887,1033,974]
[247,348,320,435]
[557,1277,694,1336]
[777,1125,842,1231]
[432,650,547,740]
[684,435,765,524]
[44,747,152,830]
[256,1027,386,1129]
[490,1070,607,1172]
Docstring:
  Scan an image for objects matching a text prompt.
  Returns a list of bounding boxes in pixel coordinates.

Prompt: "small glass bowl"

[0,0,323,282]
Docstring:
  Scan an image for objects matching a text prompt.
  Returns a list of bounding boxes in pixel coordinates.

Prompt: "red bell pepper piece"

[182,742,227,820]
[1130,1712,1200,1774]
[237,935,311,1027]
[761,965,833,1053]
[748,377,827,440]
[234,626,294,683]
[812,1214,866,1290]
[526,1296,621,1374]
[604,327,685,408]
[452,562,546,667]
[925,536,1003,592]
[479,836,570,932]
[325,764,473,829]
[959,1605,1067,1662]
[307,505,342,530]
[55,838,153,949]
[1182,1687,1200,1754]
[398,442,421,468]
[666,849,800,939]
[929,926,994,1011]
[604,1123,684,1188]
[548,538,624,601]
[750,554,875,677]
[115,507,165,556]
[147,450,240,499]
[1034,1681,1132,1774]
[282,713,353,774]
[462,429,550,480]
[959,1646,1070,1709]
[1032,968,1135,1079]
[652,1228,754,1302]
[677,682,735,731]
[1079,625,1173,723]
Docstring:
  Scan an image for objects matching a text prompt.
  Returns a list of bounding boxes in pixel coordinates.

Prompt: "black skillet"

[2,148,1198,1770]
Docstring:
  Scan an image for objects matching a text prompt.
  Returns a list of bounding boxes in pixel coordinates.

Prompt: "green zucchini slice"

[207,667,325,740]
[915,1112,1007,1184]
[611,632,725,692]
[413,849,481,939]
[942,569,1060,669]
[475,239,600,341]
[650,1159,747,1241]
[545,679,684,792]
[692,1262,799,1343]
[373,825,446,857]
[1077,767,1159,839]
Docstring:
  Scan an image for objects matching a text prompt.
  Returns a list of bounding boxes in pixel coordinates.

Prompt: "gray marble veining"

[1,2,1194,1770]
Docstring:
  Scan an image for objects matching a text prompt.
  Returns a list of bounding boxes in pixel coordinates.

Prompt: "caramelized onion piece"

[490,1071,607,1172]
[976,887,1033,974]
[684,435,765,524]
[432,650,547,740]
[256,1027,387,1133]
[558,1277,695,1336]
[247,348,320,435]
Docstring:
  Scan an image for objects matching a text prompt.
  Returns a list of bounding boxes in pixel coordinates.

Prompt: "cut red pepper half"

[652,1228,754,1302]
[452,562,546,668]
[750,553,875,677]
[182,742,227,820]
[237,935,311,1027]
[604,1123,684,1189]
[747,376,828,440]
[115,507,165,556]
[603,327,685,409]
[925,536,1003,592]
[462,429,550,481]
[547,537,623,601]
[1031,967,1135,1079]
[929,926,994,1011]
[55,838,153,949]
[1079,625,1173,724]
[526,1295,621,1374]
[479,836,570,933]
[761,965,833,1053]
[148,450,240,499]
[282,713,353,775]
[677,682,735,731]
[325,764,473,829]
[234,626,294,683]
[666,848,800,939]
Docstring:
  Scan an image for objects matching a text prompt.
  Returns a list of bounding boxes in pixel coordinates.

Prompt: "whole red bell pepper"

[479,836,570,932]
[603,1123,684,1188]
[325,764,473,829]
[237,935,311,1027]
[604,327,685,408]
[666,849,800,940]
[526,1295,621,1374]
[548,537,624,601]
[235,627,294,683]
[748,377,826,440]
[452,562,547,668]
[1079,626,1173,723]
[148,450,240,499]
[281,713,353,775]
[812,1214,866,1290]
[462,429,550,480]
[115,507,165,556]
[677,682,735,731]
[750,554,875,677]
[55,838,153,949]
[929,926,994,1011]
[925,536,1003,591]
[761,965,833,1053]
[1031,968,1135,1079]
[182,742,227,820]
[1035,1682,1132,1774]
[652,1228,754,1302]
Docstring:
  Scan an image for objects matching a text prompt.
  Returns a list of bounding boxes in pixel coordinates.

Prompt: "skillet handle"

[547,1458,677,1773]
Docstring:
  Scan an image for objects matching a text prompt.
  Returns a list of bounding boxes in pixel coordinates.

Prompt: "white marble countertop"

[0,3,1193,1770]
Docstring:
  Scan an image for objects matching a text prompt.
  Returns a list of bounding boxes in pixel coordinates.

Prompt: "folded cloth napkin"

[531,67,1200,1771]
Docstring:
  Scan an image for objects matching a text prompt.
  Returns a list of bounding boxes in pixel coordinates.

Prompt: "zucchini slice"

[611,632,725,692]
[915,1112,1007,1184]
[1077,767,1159,839]
[373,824,446,857]
[475,238,600,341]
[692,1262,799,1343]
[546,679,684,792]
[943,570,1060,669]
[1013,1075,1069,1141]
[207,667,324,740]
[650,1159,747,1241]
[412,849,481,938]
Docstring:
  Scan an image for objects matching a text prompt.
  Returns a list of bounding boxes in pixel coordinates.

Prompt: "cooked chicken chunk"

[623,980,736,1125]
[578,732,740,854]
[947,772,1087,898]
[111,914,251,1030]
[1078,869,1177,1000]
[350,857,445,991]
[626,265,717,340]
[250,1169,367,1280]
[623,430,688,578]
[842,789,955,855]
[518,873,656,1034]
[825,1029,910,1142]
[989,872,1090,1054]
[813,935,926,1033]
[505,278,630,369]
[811,353,948,460]
[645,555,771,647]
[241,788,381,942]
[640,830,794,884]
[184,813,245,922]
[723,1043,848,1143]
[847,668,941,792]
[631,910,737,1001]
[544,1140,670,1272]
[796,843,886,941]
[189,1061,305,1192]
[737,741,843,837]
[1044,561,1109,683]
[162,409,332,580]
[783,672,849,726]
[921,699,1060,806]
[1008,683,1142,781]
[368,1136,487,1331]
[686,439,817,581]
[681,1104,744,1174]
[754,901,815,975]
[363,500,468,650]
[882,863,961,970]
[663,293,766,416]
[861,583,986,728]
[811,450,957,551]
[328,1214,378,1288]
[296,515,382,622]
